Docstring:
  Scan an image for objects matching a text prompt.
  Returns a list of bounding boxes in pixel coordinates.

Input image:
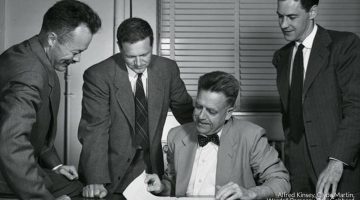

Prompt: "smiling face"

[277,0,317,42]
[47,24,93,72]
[193,90,233,136]
[120,37,152,74]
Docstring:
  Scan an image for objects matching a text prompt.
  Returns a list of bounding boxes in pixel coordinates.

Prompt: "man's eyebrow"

[276,12,298,17]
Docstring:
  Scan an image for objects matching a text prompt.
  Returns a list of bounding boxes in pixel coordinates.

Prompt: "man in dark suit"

[78,17,194,199]
[273,0,360,198]
[0,0,101,199]
[146,71,290,199]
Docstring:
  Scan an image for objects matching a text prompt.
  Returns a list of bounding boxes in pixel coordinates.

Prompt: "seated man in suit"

[146,71,290,199]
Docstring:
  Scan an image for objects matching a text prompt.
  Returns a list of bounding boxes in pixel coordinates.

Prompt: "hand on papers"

[145,173,164,194]
[55,195,71,200]
[54,165,79,180]
[316,159,344,200]
[216,182,256,200]
[82,184,108,198]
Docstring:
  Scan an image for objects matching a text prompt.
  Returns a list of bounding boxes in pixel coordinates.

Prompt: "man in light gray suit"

[78,17,194,199]
[146,71,290,199]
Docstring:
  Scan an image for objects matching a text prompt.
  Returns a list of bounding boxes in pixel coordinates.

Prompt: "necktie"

[198,134,220,147]
[289,44,305,143]
[134,73,149,149]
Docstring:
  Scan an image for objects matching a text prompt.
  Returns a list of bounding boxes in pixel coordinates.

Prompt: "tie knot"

[297,44,304,51]
[137,73,143,79]
[198,133,220,147]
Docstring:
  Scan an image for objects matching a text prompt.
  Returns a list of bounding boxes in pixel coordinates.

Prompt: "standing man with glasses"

[78,17,193,199]
[0,0,101,199]
[273,0,360,198]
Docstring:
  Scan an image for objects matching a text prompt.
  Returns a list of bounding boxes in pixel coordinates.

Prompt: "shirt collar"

[296,24,318,49]
[126,65,148,79]
[200,128,223,138]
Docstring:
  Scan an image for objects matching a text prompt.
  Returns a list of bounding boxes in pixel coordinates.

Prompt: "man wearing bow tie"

[146,71,290,199]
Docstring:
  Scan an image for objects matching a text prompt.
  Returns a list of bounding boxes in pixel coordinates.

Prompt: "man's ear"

[225,106,234,120]
[309,5,318,20]
[47,32,57,47]
[117,41,123,52]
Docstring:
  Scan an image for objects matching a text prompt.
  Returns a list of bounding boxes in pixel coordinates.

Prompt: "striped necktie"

[134,73,149,149]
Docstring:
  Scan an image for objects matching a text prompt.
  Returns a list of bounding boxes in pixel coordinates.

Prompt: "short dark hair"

[116,17,153,49]
[198,71,239,107]
[279,0,319,12]
[40,0,101,41]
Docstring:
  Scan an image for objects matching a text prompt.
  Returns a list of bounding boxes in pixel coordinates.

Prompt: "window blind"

[158,0,360,112]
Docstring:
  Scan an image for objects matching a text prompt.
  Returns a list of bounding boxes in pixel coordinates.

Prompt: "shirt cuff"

[329,157,348,166]
[52,164,63,171]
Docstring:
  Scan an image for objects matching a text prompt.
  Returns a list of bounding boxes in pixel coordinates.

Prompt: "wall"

[0,0,4,53]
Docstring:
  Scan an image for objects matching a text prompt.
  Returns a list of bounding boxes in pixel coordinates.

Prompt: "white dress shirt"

[126,66,148,97]
[186,130,222,197]
[289,24,318,84]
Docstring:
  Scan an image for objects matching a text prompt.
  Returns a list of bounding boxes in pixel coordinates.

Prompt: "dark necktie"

[289,44,305,143]
[198,134,220,147]
[134,73,149,149]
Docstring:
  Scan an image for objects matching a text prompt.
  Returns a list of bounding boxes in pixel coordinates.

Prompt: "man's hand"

[316,160,344,199]
[54,165,78,180]
[82,184,108,198]
[55,195,71,200]
[216,182,257,200]
[145,173,164,194]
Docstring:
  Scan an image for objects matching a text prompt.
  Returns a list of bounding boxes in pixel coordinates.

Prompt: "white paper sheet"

[123,170,214,200]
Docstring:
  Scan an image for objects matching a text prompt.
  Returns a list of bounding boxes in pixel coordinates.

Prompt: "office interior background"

[0,0,359,167]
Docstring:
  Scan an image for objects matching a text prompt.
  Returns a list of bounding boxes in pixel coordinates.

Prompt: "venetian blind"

[158,0,360,112]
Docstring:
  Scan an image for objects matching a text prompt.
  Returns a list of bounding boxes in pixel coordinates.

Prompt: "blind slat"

[160,0,360,112]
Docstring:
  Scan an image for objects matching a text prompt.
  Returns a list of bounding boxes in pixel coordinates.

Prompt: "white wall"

[0,0,5,53]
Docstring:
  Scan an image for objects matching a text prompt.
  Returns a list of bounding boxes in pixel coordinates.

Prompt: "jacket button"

[127,158,131,162]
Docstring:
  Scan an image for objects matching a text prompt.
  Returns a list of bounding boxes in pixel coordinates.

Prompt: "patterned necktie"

[198,133,220,147]
[289,44,305,142]
[134,73,149,149]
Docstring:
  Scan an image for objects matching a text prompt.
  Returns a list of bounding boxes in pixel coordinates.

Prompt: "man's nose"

[134,56,142,66]
[198,109,207,119]
[73,53,81,62]
[280,17,289,29]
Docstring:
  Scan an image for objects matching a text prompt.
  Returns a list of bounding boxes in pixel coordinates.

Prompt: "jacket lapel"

[176,130,197,195]
[29,36,59,132]
[216,120,235,186]
[147,56,165,143]
[113,54,135,130]
[303,26,331,96]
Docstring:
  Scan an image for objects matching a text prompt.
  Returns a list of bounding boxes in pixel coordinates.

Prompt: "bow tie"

[197,134,220,147]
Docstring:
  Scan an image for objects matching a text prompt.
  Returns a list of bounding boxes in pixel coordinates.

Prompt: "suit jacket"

[0,36,62,199]
[78,53,193,193]
[164,117,290,197]
[273,25,360,192]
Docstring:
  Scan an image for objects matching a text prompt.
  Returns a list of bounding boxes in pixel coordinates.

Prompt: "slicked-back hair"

[198,71,240,107]
[40,0,101,43]
[278,0,319,12]
[116,17,153,49]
